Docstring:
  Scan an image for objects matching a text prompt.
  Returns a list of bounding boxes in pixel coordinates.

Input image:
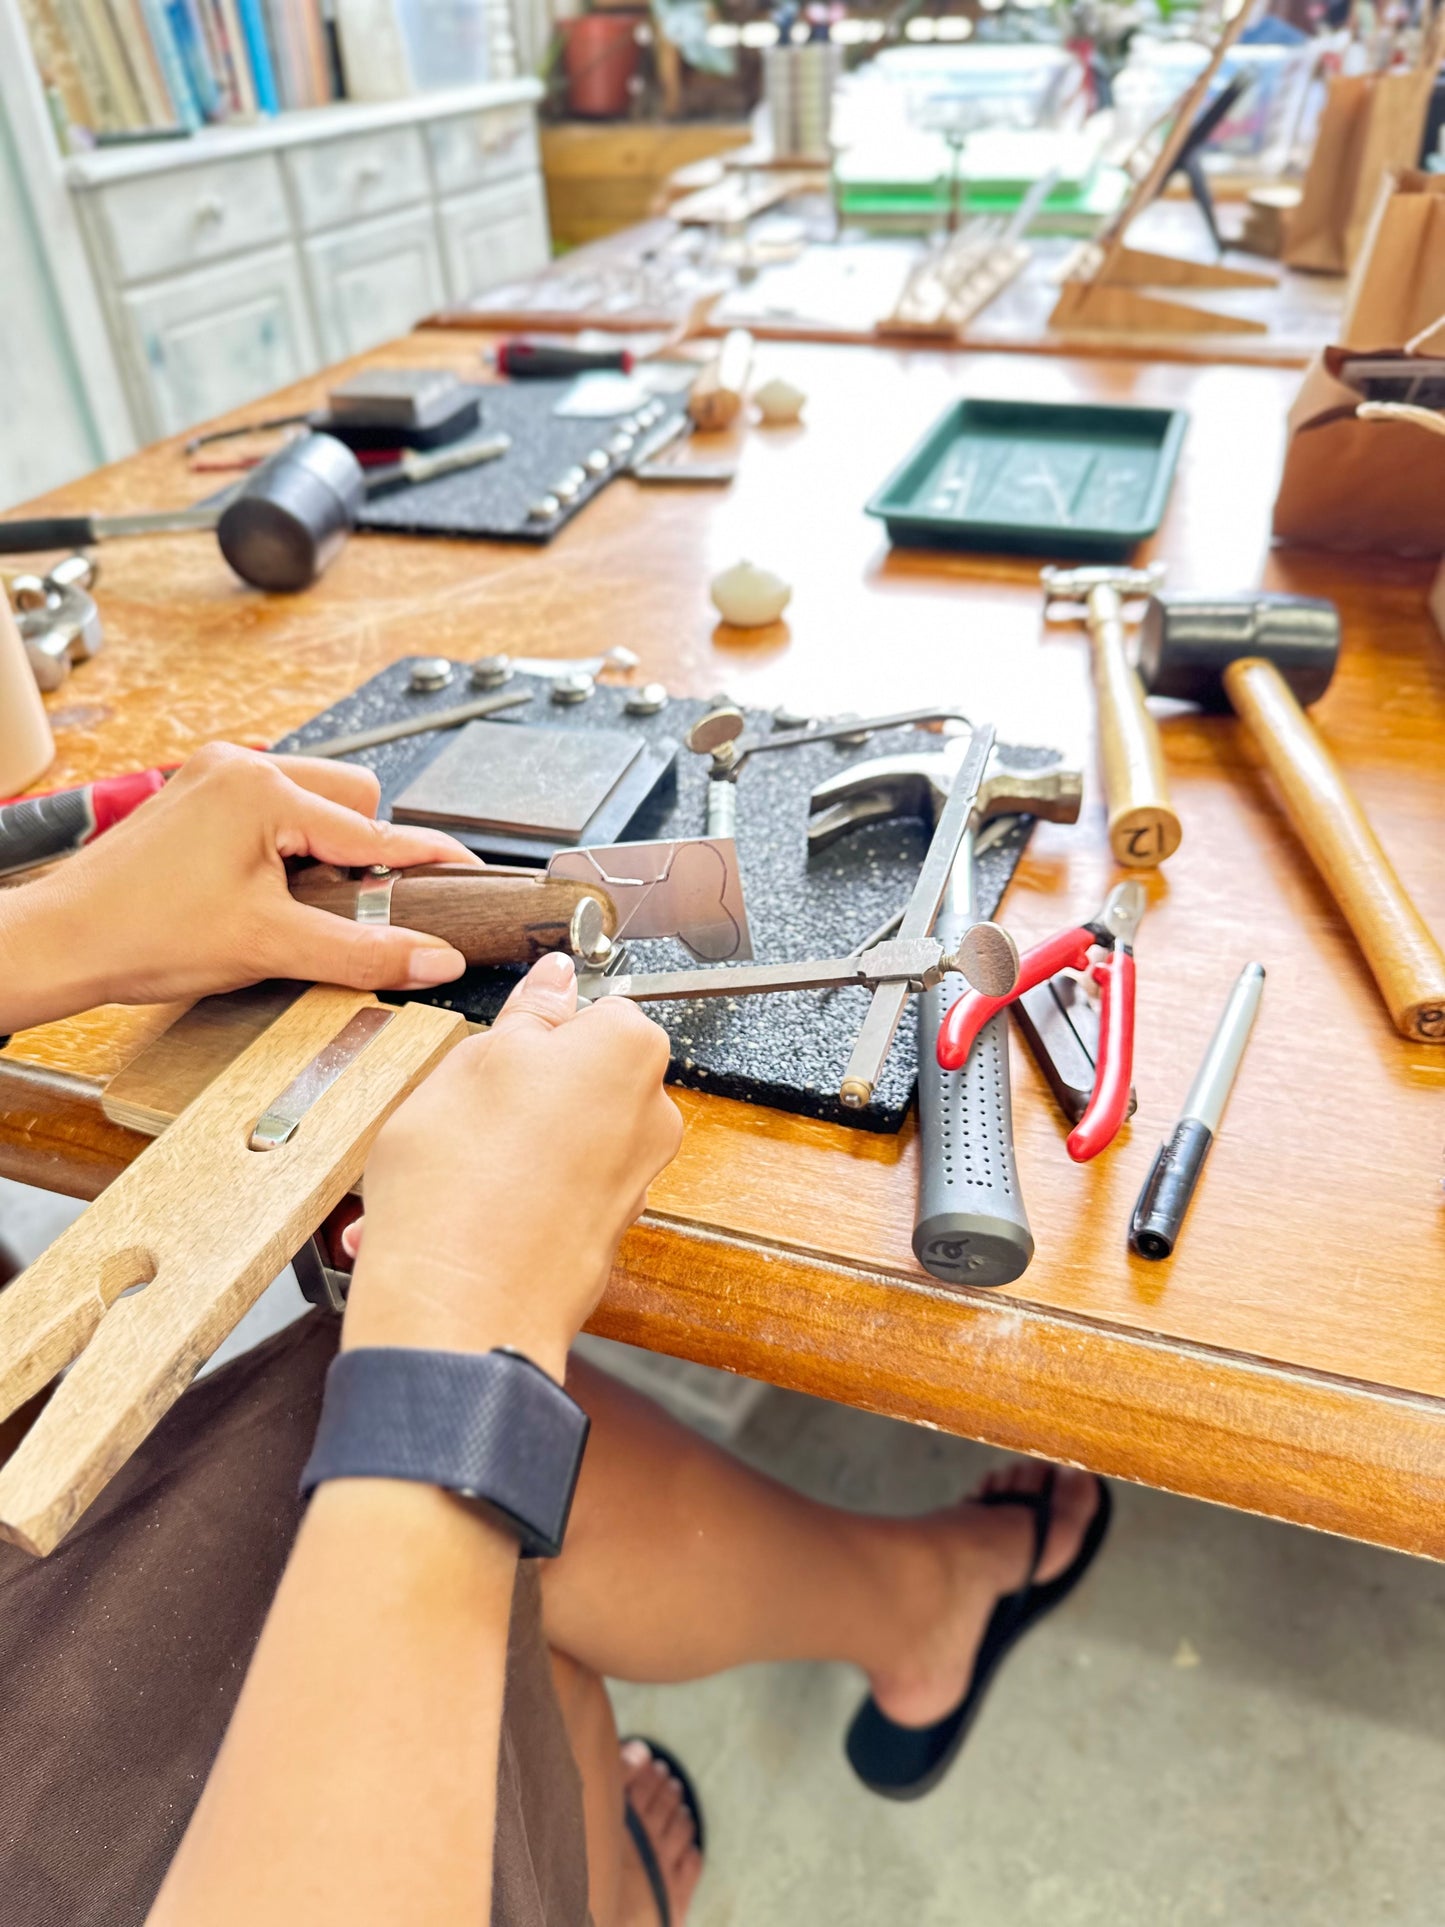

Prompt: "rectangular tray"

[866,397,1188,560]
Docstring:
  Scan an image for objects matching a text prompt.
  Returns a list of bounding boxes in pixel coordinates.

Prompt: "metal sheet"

[549,836,753,962]
[391,721,644,842]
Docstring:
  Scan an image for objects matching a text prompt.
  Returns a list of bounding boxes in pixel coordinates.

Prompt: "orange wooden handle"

[1089,587,1182,870]
[1224,657,1445,1044]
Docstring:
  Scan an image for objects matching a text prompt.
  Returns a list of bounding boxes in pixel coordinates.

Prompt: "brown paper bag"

[1284,26,1445,274]
[1339,171,1445,348]
[1272,345,1445,556]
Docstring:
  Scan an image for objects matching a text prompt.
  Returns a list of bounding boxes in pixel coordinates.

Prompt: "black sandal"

[845,1471,1112,1800]
[620,1736,706,1927]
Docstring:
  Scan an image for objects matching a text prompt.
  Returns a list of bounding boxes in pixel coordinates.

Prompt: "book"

[216,0,258,112]
[15,0,98,140]
[53,0,128,129]
[110,0,179,123]
[196,0,241,113]
[78,0,147,125]
[299,0,334,105]
[166,0,221,118]
[234,0,278,111]
[259,0,295,105]
[138,0,202,128]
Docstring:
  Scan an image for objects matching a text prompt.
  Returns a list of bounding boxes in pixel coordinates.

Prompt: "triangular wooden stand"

[1052,240,1275,338]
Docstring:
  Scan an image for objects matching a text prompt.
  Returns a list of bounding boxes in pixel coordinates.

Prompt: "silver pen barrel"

[1178,962,1266,1133]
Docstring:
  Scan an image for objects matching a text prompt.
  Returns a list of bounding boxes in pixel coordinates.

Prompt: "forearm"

[150,1478,520,1927]
[0,870,110,1033]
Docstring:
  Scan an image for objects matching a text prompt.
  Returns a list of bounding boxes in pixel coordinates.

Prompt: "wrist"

[340,1260,573,1386]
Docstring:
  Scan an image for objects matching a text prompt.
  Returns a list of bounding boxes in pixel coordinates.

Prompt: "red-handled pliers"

[936,881,1146,1163]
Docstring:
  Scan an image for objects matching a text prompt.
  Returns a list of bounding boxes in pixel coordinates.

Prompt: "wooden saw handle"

[1089,585,1183,869]
[290,866,616,967]
[1224,657,1445,1044]
[687,329,753,432]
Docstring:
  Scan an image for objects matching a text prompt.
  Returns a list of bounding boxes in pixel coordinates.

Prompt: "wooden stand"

[878,231,1032,339]
[1050,6,1277,341]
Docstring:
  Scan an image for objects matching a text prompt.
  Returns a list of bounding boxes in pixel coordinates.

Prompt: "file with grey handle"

[913,832,1033,1288]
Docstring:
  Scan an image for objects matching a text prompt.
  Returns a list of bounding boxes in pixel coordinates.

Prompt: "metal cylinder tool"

[914,825,1033,1289]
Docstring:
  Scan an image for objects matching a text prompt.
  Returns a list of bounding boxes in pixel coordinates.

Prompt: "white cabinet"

[305,206,446,360]
[120,245,318,437]
[439,174,549,301]
[0,70,548,461]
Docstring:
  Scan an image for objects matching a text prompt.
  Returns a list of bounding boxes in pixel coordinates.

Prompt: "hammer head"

[808,741,1082,850]
[1041,562,1165,612]
[1137,593,1340,711]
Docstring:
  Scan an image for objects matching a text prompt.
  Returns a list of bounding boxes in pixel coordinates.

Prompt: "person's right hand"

[342,954,683,1381]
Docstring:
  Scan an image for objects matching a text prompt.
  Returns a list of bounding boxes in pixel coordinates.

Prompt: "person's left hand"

[0,744,480,1030]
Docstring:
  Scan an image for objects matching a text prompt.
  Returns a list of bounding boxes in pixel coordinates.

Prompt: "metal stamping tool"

[686,703,973,839]
[299,687,531,759]
[578,725,1020,1108]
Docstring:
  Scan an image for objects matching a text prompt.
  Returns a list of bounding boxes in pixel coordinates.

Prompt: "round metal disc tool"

[956,921,1021,998]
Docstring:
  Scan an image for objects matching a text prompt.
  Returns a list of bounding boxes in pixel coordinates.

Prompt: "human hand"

[342,954,683,1381]
[0,744,478,1032]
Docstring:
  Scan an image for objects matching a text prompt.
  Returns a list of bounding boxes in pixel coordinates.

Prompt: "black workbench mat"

[276,658,1053,1131]
[356,380,690,545]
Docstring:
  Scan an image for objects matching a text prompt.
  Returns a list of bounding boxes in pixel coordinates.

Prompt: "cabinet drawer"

[427,108,539,197]
[439,176,550,302]
[303,206,446,360]
[286,126,430,235]
[90,155,290,285]
[121,245,317,441]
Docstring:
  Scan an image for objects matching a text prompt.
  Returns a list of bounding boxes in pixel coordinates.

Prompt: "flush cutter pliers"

[936,880,1146,1163]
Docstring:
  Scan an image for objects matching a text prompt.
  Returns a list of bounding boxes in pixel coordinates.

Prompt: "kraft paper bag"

[1284,26,1445,275]
[1272,346,1445,557]
[1339,171,1445,349]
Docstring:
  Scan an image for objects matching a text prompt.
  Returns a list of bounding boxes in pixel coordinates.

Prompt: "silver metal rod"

[301,688,531,759]
[1179,962,1265,1133]
[896,724,994,940]
[736,706,974,772]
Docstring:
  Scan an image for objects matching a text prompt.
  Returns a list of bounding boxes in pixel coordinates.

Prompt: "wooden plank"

[103,982,303,1135]
[0,986,465,1555]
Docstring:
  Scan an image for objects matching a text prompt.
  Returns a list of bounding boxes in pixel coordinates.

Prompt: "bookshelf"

[0,0,546,499]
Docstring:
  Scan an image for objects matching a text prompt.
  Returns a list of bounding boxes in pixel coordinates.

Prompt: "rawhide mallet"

[1139,592,1445,1044]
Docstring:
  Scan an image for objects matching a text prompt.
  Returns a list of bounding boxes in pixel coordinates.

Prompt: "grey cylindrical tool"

[217,433,365,592]
[914,828,1033,1289]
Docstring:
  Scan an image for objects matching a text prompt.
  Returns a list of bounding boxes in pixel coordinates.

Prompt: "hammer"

[810,745,1083,1288]
[1041,563,1183,871]
[1139,592,1445,1044]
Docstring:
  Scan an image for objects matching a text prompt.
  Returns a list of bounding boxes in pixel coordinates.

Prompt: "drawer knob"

[194,194,226,226]
[356,161,384,188]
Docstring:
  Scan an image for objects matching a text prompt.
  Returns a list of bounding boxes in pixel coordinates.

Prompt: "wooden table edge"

[5,1059,1438,1562]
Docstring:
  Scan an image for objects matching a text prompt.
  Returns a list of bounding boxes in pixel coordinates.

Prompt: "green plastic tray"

[866,398,1188,560]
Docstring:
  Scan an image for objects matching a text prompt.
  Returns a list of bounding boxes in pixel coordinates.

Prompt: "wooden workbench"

[3,334,1443,1561]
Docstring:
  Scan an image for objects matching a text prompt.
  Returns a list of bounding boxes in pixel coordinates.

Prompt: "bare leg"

[551,1650,703,1927]
[545,1358,1101,1731]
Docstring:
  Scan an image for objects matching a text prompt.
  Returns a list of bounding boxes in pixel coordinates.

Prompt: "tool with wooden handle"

[1139,592,1445,1044]
[0,986,464,1556]
[290,834,754,969]
[1042,563,1182,870]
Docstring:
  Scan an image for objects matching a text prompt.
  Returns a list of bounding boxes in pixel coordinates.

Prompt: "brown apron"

[0,1311,590,1926]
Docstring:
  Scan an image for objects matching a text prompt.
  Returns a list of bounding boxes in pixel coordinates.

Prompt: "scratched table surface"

[2,334,1443,1558]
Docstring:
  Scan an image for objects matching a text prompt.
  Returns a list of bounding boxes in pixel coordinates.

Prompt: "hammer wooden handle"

[1089,586,1183,869]
[1225,657,1445,1044]
[290,867,616,967]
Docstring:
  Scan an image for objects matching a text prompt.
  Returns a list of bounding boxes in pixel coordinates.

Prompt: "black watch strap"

[300,1348,589,1558]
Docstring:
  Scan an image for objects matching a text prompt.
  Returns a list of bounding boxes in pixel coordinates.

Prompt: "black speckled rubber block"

[276,660,1055,1132]
[356,380,690,545]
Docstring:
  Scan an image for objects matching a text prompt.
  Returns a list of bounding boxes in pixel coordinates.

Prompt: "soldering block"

[277,663,1054,1132]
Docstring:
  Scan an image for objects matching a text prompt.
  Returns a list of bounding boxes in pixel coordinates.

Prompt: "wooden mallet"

[1139,592,1445,1044]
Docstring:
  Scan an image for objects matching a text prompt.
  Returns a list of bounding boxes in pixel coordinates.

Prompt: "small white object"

[710,560,792,628]
[754,376,807,425]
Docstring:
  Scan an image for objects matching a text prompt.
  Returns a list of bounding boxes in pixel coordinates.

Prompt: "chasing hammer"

[1042,564,1182,871]
[1139,592,1445,1045]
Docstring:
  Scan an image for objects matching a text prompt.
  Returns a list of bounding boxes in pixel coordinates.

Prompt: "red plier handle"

[1066,945,1135,1163]
[936,921,1137,1164]
[937,924,1097,1068]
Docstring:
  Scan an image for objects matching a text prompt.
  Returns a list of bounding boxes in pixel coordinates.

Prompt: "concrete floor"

[6,1177,1444,1924]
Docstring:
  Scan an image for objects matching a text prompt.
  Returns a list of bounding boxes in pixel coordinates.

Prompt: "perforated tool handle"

[1066,949,1135,1162]
[1089,584,1183,870]
[913,842,1033,1290]
[1224,656,1445,1044]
